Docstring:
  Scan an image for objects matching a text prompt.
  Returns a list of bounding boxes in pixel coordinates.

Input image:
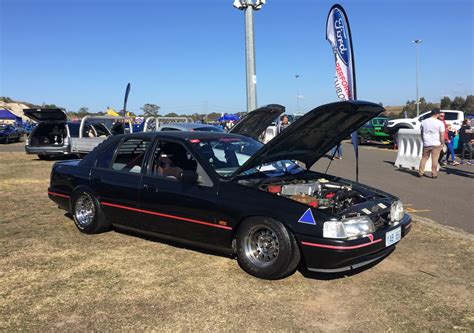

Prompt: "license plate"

[385,227,401,247]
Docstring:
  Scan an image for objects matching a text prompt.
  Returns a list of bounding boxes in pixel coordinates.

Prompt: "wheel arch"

[70,184,101,212]
[231,215,299,253]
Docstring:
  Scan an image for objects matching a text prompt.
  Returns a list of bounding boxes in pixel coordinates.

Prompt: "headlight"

[387,121,394,126]
[323,216,375,239]
[390,200,404,222]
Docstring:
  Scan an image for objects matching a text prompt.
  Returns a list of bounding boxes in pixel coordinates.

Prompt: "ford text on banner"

[326,4,356,101]
[326,4,360,181]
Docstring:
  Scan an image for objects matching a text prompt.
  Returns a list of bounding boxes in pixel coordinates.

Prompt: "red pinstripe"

[48,191,70,199]
[101,201,232,230]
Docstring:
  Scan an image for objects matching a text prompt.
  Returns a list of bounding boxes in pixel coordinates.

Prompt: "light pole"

[295,74,300,113]
[413,39,422,117]
[233,0,266,112]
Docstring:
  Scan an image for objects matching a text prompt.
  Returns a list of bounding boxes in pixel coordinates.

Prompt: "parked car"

[159,123,225,132]
[23,108,117,159]
[384,110,464,134]
[47,101,411,280]
[358,117,392,144]
[0,124,25,143]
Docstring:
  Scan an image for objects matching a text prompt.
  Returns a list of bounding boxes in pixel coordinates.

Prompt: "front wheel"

[71,190,110,234]
[236,218,300,280]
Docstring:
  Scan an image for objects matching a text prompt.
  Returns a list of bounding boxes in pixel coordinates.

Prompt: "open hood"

[233,100,385,176]
[23,108,67,122]
[228,104,285,140]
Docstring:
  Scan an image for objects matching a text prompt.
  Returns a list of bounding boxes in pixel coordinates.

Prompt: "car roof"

[113,130,245,141]
[160,123,218,130]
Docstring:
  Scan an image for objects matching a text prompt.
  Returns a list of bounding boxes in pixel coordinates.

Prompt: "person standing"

[459,118,474,164]
[419,109,445,178]
[278,115,290,134]
[444,125,459,165]
[437,111,449,166]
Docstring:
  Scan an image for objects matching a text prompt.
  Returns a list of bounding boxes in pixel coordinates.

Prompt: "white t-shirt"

[421,117,445,147]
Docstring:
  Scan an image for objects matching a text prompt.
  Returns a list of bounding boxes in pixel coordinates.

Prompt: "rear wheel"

[236,218,300,280]
[71,190,110,234]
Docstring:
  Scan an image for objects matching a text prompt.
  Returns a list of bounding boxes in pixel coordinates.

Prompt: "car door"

[91,136,152,229]
[139,138,225,244]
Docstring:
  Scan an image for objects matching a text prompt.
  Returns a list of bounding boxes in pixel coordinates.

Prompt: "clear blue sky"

[1,0,473,115]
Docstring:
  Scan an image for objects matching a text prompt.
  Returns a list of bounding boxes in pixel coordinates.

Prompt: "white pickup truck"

[23,108,133,158]
[384,110,464,134]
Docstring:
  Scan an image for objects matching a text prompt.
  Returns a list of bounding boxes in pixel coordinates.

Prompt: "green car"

[358,117,392,144]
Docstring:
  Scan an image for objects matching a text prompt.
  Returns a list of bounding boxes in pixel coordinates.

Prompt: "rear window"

[111,138,151,173]
[96,143,117,169]
[194,126,224,132]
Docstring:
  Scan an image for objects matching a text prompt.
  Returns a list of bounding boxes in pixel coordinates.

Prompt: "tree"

[77,107,89,118]
[140,104,160,117]
[440,96,451,109]
[451,96,465,110]
[42,103,60,109]
[165,112,179,117]
[464,95,474,113]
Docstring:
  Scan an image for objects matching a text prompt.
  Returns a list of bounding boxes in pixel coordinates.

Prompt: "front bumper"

[25,145,70,155]
[298,214,412,273]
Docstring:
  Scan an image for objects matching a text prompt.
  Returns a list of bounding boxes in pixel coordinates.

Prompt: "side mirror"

[178,170,198,184]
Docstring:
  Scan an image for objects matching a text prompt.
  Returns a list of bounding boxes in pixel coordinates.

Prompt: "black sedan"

[48,101,411,279]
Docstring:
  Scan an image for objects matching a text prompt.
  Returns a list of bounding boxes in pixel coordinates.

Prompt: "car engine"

[258,178,366,214]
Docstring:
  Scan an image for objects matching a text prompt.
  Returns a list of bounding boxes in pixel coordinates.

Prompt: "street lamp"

[233,0,266,112]
[295,74,300,113]
[413,39,422,117]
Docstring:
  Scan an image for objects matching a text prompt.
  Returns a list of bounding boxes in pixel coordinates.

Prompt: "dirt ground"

[1,152,473,331]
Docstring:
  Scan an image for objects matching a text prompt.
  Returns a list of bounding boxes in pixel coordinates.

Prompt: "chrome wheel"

[244,225,280,268]
[75,193,95,228]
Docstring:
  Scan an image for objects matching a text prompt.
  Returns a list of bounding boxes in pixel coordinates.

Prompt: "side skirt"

[113,224,235,256]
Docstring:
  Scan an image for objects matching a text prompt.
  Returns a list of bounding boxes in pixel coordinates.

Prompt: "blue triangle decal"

[298,208,316,225]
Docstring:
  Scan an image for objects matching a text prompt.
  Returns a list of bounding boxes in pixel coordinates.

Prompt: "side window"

[160,127,180,131]
[92,124,110,137]
[150,141,213,187]
[443,112,458,121]
[68,123,80,137]
[112,138,151,173]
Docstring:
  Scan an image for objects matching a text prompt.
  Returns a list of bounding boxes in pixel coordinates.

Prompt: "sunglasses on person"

[439,115,445,118]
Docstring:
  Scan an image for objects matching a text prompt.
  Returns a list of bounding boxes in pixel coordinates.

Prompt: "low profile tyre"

[71,190,110,234]
[37,155,49,160]
[236,218,300,280]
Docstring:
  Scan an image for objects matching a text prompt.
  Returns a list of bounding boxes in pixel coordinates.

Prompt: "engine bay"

[258,178,366,214]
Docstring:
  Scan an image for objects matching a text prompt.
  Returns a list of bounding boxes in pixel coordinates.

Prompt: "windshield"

[189,136,304,178]
[238,159,305,178]
[373,118,387,126]
[189,136,263,177]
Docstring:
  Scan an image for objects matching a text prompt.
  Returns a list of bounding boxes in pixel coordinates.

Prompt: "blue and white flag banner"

[326,4,356,101]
